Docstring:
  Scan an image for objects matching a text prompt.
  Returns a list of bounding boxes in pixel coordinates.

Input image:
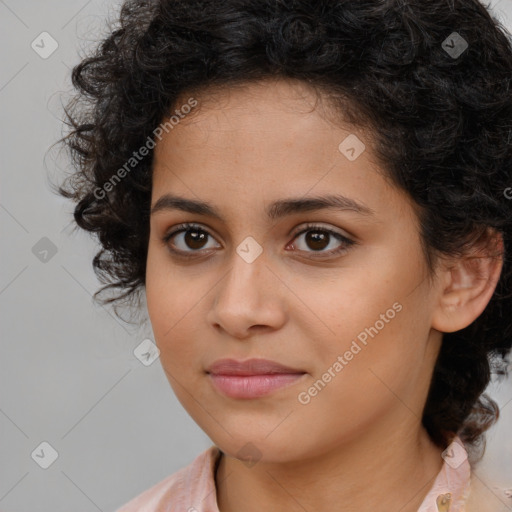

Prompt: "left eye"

[288,224,355,257]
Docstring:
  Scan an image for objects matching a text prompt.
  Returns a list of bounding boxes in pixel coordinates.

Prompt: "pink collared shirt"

[115,437,472,512]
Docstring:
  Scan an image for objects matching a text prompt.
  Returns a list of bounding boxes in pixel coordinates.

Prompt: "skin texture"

[145,78,503,512]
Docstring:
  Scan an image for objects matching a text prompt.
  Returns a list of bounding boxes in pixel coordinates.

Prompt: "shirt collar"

[417,436,471,512]
[186,436,471,512]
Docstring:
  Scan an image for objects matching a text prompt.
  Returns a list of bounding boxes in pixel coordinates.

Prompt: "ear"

[431,229,504,333]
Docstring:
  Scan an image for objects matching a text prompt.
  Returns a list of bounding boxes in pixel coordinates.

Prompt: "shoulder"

[465,473,510,512]
[114,445,221,512]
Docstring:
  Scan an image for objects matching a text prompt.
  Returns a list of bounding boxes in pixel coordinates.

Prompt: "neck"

[215,421,444,512]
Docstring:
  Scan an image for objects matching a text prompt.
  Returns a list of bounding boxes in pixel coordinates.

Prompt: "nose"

[206,247,287,339]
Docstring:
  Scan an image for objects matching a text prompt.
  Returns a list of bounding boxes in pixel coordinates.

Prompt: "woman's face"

[146,78,444,463]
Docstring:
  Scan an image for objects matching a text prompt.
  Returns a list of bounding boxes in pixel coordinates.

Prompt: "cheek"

[291,308,426,443]
[146,247,186,345]
[146,243,193,326]
[295,258,430,389]
[145,246,214,368]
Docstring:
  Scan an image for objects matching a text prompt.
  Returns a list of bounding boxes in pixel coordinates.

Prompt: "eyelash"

[162,222,356,259]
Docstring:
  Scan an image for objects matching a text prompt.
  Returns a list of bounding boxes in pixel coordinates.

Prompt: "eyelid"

[163,222,352,243]
[163,222,219,246]
[162,221,356,257]
[288,223,356,258]
[289,222,354,241]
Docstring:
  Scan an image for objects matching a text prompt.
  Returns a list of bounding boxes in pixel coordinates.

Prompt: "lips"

[206,358,307,399]
[206,358,304,376]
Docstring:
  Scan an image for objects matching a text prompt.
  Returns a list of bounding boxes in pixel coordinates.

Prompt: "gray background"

[1,1,511,510]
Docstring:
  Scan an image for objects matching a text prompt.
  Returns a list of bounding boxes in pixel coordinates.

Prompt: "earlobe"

[431,231,504,333]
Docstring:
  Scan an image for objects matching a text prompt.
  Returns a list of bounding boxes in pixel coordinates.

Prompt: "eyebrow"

[150,193,375,220]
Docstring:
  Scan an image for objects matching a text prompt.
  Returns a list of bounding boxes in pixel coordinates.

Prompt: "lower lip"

[208,373,306,399]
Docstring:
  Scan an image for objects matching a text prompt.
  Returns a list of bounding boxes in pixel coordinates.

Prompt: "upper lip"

[206,358,305,376]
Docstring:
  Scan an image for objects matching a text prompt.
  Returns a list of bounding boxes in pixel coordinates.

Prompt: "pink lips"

[206,358,306,399]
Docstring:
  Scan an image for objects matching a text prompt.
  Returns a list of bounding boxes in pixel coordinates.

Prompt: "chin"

[208,428,309,464]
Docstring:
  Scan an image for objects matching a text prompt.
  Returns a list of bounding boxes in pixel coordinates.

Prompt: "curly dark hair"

[53,0,512,456]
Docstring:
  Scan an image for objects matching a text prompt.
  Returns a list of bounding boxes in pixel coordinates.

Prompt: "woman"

[55,0,512,510]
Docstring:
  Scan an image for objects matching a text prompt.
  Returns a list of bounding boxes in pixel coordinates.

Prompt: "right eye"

[162,223,221,255]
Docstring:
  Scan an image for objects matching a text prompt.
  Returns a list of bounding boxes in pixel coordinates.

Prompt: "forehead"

[153,79,370,176]
[150,78,415,223]
[160,78,360,140]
